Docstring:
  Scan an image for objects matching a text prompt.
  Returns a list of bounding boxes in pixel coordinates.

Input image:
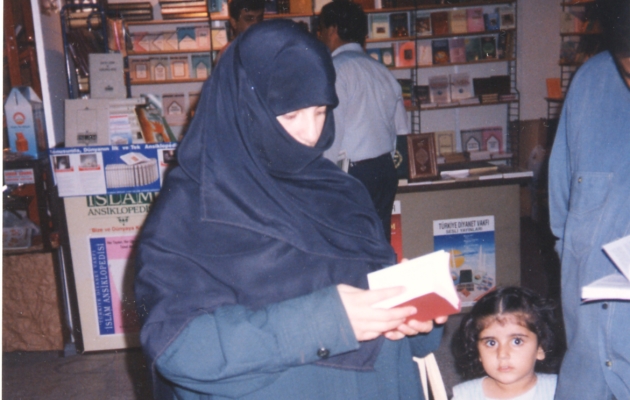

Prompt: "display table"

[394,173,530,308]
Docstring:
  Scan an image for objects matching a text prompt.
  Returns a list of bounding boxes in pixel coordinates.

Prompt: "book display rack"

[363,0,520,168]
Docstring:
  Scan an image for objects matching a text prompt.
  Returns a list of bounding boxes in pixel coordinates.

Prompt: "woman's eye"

[316,107,327,116]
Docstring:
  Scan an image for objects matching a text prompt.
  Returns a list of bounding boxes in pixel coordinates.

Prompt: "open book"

[367,250,461,322]
[581,235,630,301]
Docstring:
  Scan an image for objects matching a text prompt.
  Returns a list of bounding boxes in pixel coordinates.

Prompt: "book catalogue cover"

[368,250,461,322]
[433,216,496,307]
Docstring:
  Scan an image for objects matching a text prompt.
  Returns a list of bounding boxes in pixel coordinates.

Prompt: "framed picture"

[407,133,438,181]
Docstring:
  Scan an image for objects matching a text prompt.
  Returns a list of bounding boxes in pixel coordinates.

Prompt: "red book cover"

[430,11,450,35]
[368,250,461,322]
[390,201,403,263]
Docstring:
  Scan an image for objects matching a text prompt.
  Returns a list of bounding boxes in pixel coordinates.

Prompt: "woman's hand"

[337,284,418,341]
[337,284,449,342]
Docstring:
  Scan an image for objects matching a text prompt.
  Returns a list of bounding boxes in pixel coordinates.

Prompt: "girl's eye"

[484,339,496,347]
[512,338,523,345]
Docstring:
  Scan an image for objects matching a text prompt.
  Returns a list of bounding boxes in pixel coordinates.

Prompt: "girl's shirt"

[451,373,557,400]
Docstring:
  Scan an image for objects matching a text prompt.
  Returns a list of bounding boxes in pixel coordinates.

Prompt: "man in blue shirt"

[548,0,630,398]
[319,0,409,241]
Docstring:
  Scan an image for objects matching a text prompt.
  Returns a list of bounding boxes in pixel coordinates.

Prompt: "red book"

[368,250,461,322]
[390,201,403,263]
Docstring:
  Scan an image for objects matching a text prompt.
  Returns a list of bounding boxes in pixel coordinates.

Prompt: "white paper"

[602,235,630,280]
[367,250,459,309]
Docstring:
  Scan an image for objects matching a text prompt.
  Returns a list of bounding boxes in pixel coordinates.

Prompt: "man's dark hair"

[597,0,630,56]
[319,0,368,46]
[228,0,265,20]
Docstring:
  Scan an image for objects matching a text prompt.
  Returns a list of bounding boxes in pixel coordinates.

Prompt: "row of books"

[129,26,228,53]
[398,73,512,108]
[559,36,602,65]
[363,0,513,10]
[129,54,213,82]
[369,7,515,39]
[367,32,513,69]
[158,0,225,19]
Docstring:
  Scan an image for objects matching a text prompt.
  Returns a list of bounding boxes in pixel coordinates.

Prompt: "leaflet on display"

[49,143,177,197]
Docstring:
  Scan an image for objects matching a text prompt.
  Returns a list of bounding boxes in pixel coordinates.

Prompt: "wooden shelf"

[560,31,602,36]
[560,0,595,6]
[126,17,211,26]
[409,99,518,112]
[391,57,514,71]
[364,0,516,14]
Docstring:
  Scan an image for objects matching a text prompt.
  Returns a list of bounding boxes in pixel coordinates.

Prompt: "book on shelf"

[430,11,450,36]
[397,79,413,108]
[367,250,461,323]
[499,7,516,30]
[434,130,456,157]
[560,11,576,34]
[413,85,431,106]
[448,38,466,64]
[381,47,395,67]
[459,97,481,105]
[395,41,416,68]
[432,39,450,65]
[415,13,432,37]
[546,78,563,99]
[484,12,500,32]
[450,72,473,102]
[481,36,497,59]
[390,12,410,38]
[497,30,514,59]
[160,1,209,19]
[482,126,503,153]
[428,75,451,104]
[499,93,517,101]
[466,8,485,33]
[449,9,468,34]
[367,48,383,63]
[560,40,580,64]
[371,14,391,39]
[461,128,483,152]
[465,37,483,62]
[582,235,630,301]
[417,40,433,66]
[395,135,410,180]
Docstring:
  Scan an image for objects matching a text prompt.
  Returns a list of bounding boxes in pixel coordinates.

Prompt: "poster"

[64,192,158,351]
[433,215,496,307]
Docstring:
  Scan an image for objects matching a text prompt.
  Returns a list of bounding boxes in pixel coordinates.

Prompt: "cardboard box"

[4,87,47,158]
[89,53,127,99]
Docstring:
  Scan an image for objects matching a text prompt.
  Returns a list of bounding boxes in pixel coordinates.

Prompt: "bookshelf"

[546,0,603,121]
[364,0,520,167]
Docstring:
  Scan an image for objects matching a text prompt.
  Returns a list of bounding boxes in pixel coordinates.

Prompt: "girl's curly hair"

[451,286,564,380]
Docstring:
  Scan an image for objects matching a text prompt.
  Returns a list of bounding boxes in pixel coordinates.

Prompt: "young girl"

[451,287,563,400]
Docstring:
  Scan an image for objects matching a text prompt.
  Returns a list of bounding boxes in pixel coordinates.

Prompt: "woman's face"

[276,106,327,147]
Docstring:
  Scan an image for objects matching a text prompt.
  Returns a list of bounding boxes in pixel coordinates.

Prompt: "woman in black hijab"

[135,20,444,400]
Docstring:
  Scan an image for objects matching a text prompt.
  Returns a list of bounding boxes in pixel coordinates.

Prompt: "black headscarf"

[135,20,396,378]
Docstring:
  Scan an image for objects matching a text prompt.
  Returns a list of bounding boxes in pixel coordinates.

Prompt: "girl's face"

[276,106,327,147]
[477,314,545,393]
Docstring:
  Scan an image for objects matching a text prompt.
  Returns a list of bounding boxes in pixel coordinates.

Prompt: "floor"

[2,217,561,400]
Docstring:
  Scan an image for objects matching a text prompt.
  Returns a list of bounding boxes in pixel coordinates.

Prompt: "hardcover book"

[460,128,483,152]
[417,40,433,66]
[394,135,410,180]
[381,47,395,67]
[482,126,503,153]
[449,72,472,102]
[546,78,563,99]
[428,75,451,104]
[499,7,515,30]
[432,39,450,65]
[449,9,468,34]
[481,36,497,59]
[466,8,485,33]
[484,12,500,32]
[177,27,197,50]
[448,38,466,64]
[430,11,450,35]
[395,41,416,68]
[415,13,432,37]
[390,12,410,38]
[413,85,431,106]
[169,55,189,79]
[465,37,482,62]
[368,250,461,323]
[434,130,455,156]
[397,79,413,108]
[367,48,383,63]
[371,14,391,39]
